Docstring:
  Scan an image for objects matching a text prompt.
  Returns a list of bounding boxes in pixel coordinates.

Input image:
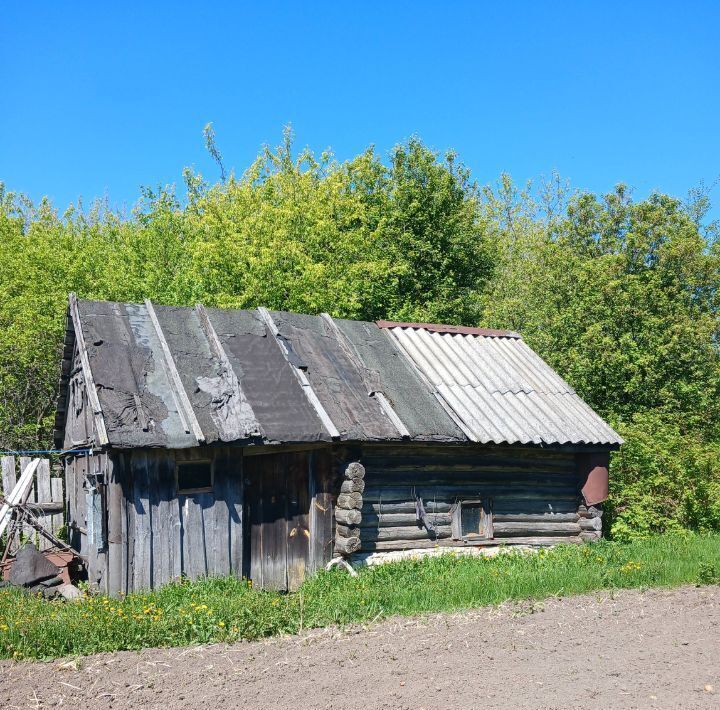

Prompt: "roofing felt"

[59,297,622,449]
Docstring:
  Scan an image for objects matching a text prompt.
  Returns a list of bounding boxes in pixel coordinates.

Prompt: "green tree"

[0,134,493,449]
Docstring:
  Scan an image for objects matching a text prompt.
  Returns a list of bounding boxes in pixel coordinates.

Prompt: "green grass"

[2,534,720,661]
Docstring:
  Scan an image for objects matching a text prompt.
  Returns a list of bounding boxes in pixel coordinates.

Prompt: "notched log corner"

[334,461,365,557]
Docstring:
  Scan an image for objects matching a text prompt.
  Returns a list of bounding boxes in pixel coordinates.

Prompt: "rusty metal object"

[376,320,522,338]
[2,549,78,586]
[577,452,610,506]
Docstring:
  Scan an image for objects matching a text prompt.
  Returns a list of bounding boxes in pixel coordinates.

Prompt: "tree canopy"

[1,132,718,538]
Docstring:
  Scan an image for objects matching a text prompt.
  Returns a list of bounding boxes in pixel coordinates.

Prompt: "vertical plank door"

[244,451,312,591]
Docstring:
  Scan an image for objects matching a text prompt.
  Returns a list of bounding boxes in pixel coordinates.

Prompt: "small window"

[452,498,493,540]
[461,501,484,537]
[177,460,213,494]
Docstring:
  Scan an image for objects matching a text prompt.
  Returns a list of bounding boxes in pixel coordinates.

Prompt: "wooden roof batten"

[68,293,109,447]
[257,307,341,439]
[144,299,206,444]
[320,313,410,439]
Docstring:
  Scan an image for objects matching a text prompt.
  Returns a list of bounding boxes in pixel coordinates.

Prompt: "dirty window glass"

[460,501,483,536]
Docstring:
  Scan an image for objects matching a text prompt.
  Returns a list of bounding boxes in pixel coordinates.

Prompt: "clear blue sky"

[2,2,719,217]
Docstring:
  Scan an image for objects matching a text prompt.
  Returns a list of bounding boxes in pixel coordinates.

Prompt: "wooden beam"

[320,313,410,438]
[0,458,40,540]
[257,307,340,439]
[69,293,109,446]
[361,535,584,552]
[144,299,205,444]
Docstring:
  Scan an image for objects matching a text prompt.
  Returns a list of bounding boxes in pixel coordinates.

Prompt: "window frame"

[176,458,214,495]
[452,497,494,540]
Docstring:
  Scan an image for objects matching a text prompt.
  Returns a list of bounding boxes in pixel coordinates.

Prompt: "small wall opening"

[176,460,213,494]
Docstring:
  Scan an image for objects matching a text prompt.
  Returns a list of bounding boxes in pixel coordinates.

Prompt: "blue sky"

[2,2,719,218]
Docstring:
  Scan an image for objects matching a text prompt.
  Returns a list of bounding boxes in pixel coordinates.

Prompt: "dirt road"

[1,586,718,710]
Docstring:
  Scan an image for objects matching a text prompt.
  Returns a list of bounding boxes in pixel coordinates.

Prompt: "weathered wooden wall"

[65,441,608,593]
[65,445,337,595]
[356,444,602,552]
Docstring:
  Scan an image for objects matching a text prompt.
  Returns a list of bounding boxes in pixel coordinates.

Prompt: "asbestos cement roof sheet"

[383,325,623,446]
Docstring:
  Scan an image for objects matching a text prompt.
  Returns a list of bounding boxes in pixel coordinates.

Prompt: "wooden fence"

[0,456,64,553]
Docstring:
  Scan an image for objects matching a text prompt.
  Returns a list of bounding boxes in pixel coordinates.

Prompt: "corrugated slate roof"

[57,297,622,449]
[382,324,623,446]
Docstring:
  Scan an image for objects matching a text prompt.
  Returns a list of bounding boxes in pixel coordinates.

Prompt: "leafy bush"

[607,412,720,541]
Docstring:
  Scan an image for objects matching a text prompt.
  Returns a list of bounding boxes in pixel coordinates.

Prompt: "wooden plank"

[263,456,288,590]
[106,455,124,597]
[68,292,109,446]
[1,456,16,495]
[361,497,580,517]
[493,522,581,536]
[156,451,183,587]
[81,455,100,586]
[374,392,411,439]
[168,491,183,584]
[50,477,63,538]
[286,452,310,591]
[150,452,169,588]
[222,450,244,576]
[310,449,335,571]
[247,458,264,588]
[257,307,340,439]
[209,468,231,578]
[1,456,18,552]
[181,494,210,581]
[0,458,39,544]
[35,460,52,550]
[362,463,576,475]
[131,451,152,591]
[491,500,580,515]
[96,453,110,592]
[117,456,129,596]
[483,497,494,539]
[361,443,577,460]
[19,457,35,545]
[144,299,205,443]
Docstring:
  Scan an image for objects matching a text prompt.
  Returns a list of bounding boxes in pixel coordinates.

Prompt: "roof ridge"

[375,320,521,339]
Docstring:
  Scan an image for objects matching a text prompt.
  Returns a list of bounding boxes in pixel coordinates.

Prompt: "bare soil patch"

[1,585,718,710]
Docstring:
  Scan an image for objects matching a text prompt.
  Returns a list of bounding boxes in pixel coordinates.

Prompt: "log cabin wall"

[356,443,603,555]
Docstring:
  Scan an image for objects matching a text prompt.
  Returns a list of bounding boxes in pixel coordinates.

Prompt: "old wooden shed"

[54,295,622,594]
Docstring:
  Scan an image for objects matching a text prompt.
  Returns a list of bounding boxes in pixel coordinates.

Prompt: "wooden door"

[244,451,310,591]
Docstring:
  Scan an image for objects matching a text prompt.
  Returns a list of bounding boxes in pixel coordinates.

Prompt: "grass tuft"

[1,533,719,661]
